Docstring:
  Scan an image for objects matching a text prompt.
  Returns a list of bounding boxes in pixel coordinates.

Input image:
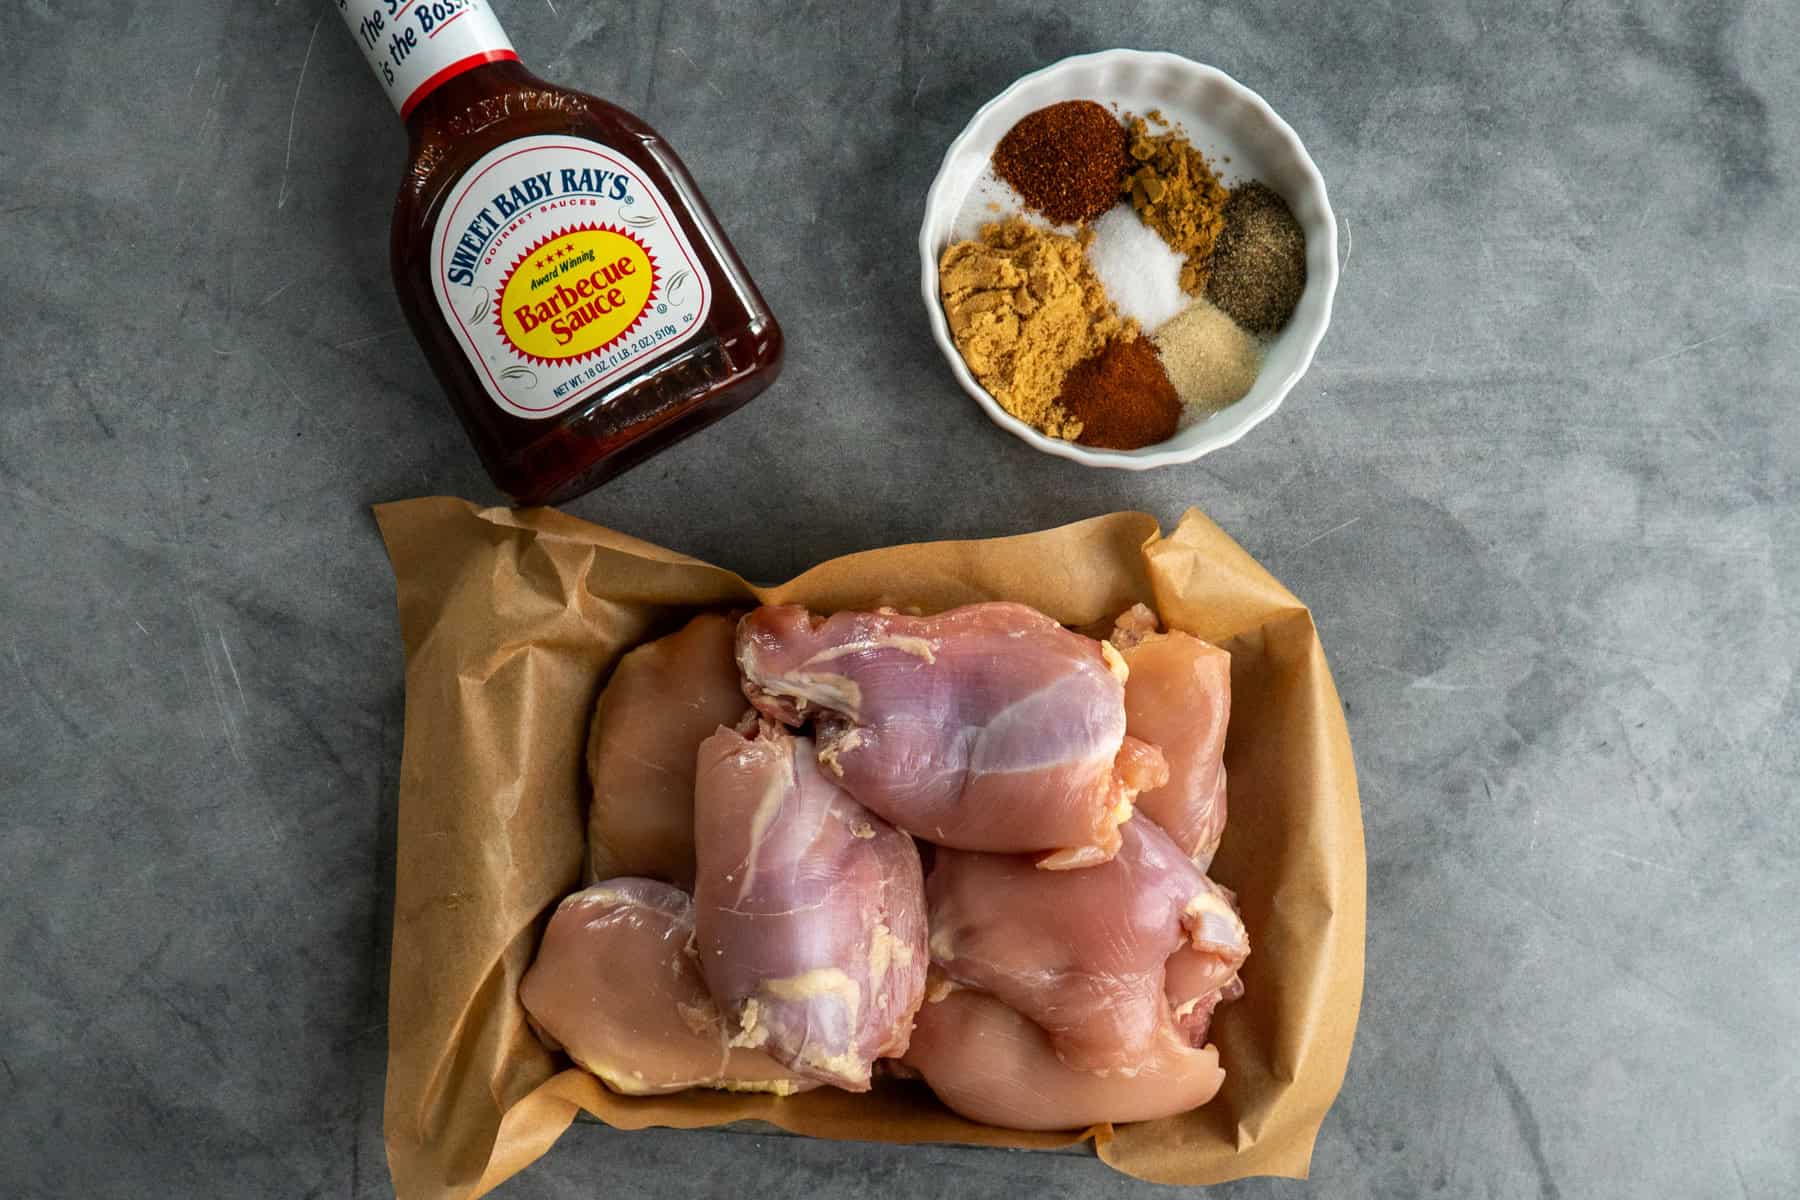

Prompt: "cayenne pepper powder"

[1056,334,1183,450]
[993,101,1131,225]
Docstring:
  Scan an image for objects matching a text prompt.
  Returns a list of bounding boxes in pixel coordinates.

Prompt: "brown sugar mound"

[937,217,1129,440]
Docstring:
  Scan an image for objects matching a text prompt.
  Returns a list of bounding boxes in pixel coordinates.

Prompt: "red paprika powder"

[1057,335,1183,450]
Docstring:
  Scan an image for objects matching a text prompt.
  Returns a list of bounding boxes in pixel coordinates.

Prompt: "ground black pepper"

[993,101,1131,225]
[1204,182,1307,334]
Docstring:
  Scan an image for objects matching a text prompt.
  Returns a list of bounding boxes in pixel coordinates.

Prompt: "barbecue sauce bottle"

[336,1,783,504]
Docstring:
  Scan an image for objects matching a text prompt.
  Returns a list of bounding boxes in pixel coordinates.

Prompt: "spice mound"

[1087,204,1187,333]
[937,217,1126,440]
[1153,300,1261,413]
[1122,115,1230,295]
[937,99,1311,452]
[993,100,1131,225]
[1205,182,1307,334]
[1059,335,1182,450]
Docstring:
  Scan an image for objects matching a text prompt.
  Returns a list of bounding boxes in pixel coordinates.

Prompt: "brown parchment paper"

[373,497,1365,1200]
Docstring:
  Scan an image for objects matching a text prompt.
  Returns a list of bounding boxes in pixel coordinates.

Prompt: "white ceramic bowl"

[919,50,1338,469]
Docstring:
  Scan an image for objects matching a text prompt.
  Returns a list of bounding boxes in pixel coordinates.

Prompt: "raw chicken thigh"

[1111,604,1232,869]
[692,720,927,1091]
[1166,959,1246,1049]
[518,879,811,1096]
[901,981,1225,1131]
[737,602,1161,866]
[586,612,749,888]
[926,813,1248,1072]
[1164,875,1251,1046]
[530,597,1248,1131]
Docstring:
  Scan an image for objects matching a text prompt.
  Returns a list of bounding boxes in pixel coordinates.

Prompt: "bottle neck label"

[335,0,518,119]
[429,136,715,420]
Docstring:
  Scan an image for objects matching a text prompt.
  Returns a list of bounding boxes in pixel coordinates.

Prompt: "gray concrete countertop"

[3,2,1795,1197]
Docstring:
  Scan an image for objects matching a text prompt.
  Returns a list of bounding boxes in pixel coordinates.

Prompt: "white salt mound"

[1085,204,1188,330]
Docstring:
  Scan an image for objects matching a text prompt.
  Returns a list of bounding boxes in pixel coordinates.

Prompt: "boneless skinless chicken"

[736,603,1168,867]
[1111,604,1233,869]
[692,719,927,1091]
[525,599,1246,1130]
[926,813,1249,1073]
[585,612,749,889]
[518,879,812,1096]
[901,980,1225,1131]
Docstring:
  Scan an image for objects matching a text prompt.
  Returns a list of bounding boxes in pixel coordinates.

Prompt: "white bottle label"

[428,137,715,420]
[335,0,517,117]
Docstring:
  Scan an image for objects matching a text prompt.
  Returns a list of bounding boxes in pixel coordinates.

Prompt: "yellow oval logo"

[494,225,658,363]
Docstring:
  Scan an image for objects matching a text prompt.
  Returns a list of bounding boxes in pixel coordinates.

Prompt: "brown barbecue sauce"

[338,2,782,505]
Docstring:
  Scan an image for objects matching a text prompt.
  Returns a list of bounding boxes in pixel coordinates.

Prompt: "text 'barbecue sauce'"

[336,1,783,504]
